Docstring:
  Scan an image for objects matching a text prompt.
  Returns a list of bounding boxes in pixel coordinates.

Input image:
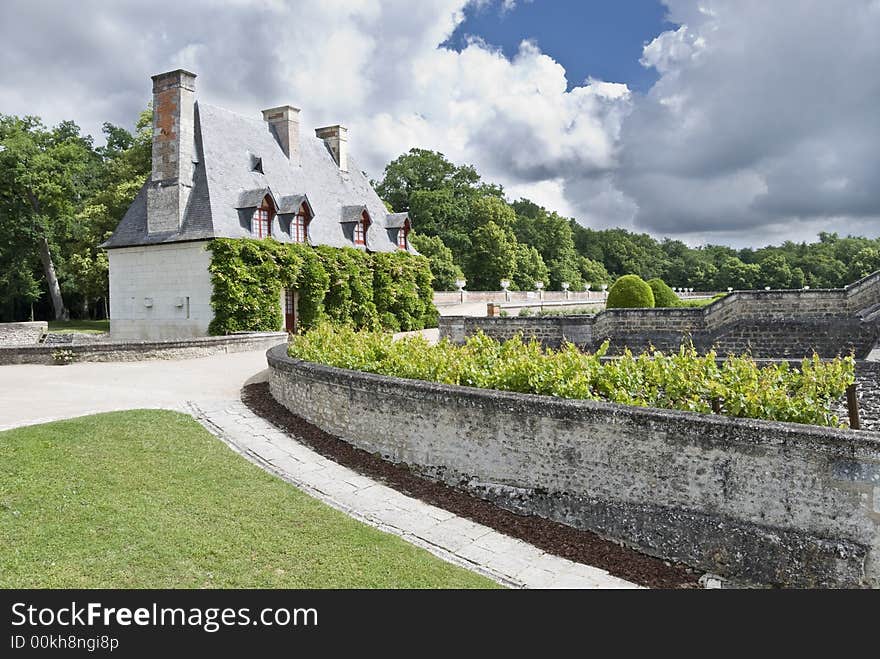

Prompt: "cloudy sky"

[1,0,878,248]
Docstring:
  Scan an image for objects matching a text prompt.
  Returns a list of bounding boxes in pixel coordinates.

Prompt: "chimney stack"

[315,125,348,172]
[147,69,196,234]
[262,105,301,164]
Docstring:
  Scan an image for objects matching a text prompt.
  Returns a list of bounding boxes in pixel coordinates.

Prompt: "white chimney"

[262,105,301,165]
[315,125,348,172]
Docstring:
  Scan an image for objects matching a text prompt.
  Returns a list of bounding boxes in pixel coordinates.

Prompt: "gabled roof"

[277,194,313,216]
[103,102,406,253]
[236,187,275,209]
[386,212,409,228]
[340,204,369,223]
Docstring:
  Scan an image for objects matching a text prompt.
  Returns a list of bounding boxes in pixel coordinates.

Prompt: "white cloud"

[1,0,878,247]
[614,0,880,244]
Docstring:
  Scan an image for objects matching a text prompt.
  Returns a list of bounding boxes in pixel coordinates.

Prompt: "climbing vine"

[207,238,436,334]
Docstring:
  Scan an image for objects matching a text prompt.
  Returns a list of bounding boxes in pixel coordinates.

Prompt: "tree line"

[376,148,880,292]
[3,112,880,323]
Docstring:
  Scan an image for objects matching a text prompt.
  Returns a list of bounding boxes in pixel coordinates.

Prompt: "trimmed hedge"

[606,275,655,309]
[207,239,437,334]
[647,278,679,308]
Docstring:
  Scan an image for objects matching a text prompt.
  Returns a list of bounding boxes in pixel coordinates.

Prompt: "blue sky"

[445,0,673,93]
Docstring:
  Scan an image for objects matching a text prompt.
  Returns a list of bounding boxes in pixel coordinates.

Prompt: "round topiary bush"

[647,278,679,308]
[606,275,655,309]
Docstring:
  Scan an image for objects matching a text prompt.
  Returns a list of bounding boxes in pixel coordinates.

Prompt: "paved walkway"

[0,349,638,589]
[188,399,637,589]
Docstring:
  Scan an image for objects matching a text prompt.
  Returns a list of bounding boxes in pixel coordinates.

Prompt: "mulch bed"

[242,382,700,589]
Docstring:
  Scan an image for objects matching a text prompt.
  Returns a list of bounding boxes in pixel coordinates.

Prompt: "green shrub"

[289,325,855,428]
[518,307,533,317]
[647,278,679,308]
[207,239,436,334]
[606,275,655,309]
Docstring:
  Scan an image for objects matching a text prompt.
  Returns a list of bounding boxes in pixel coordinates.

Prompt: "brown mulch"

[241,382,700,589]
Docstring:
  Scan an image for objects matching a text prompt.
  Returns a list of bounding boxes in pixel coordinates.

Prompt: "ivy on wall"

[207,239,437,335]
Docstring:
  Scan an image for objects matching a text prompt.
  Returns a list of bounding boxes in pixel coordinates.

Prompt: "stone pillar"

[315,125,348,172]
[147,69,196,234]
[262,105,301,164]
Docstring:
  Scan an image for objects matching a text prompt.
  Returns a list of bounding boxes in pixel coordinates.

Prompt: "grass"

[677,295,727,308]
[0,410,496,589]
[47,319,109,334]
[536,306,603,317]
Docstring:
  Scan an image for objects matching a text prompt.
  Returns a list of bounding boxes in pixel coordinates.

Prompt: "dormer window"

[397,219,410,250]
[291,202,311,243]
[354,210,370,246]
[252,195,275,238]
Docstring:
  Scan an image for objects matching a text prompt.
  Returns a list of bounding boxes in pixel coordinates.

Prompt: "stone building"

[103,69,413,340]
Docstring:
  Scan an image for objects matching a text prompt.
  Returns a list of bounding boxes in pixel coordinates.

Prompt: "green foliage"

[371,251,438,331]
[290,326,855,427]
[465,221,518,290]
[579,257,611,288]
[0,108,151,321]
[409,233,463,290]
[207,239,436,335]
[375,149,880,294]
[647,278,679,308]
[606,275,655,309]
[512,243,550,290]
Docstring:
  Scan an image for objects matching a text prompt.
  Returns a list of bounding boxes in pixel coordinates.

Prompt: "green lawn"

[47,319,110,334]
[0,410,495,589]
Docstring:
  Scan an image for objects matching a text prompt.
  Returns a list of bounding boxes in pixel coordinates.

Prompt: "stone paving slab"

[189,400,640,590]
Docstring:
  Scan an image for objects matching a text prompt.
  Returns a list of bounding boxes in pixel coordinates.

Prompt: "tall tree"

[0,116,99,319]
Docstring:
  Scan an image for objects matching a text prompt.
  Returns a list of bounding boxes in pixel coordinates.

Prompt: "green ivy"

[207,238,435,334]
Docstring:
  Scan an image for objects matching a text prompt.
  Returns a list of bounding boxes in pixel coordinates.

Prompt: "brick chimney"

[315,125,348,172]
[262,105,301,164]
[147,69,196,234]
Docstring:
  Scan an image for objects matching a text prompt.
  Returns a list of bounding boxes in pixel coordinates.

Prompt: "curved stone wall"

[267,344,880,588]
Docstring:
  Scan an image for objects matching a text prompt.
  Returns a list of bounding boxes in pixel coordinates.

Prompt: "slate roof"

[104,102,414,254]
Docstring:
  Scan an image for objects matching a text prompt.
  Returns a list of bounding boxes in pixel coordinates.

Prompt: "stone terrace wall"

[0,332,286,365]
[268,345,880,588]
[0,321,47,346]
[434,290,603,306]
[440,272,880,358]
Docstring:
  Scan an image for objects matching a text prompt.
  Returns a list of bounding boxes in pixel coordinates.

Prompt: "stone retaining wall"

[0,321,47,346]
[268,344,880,588]
[440,272,880,358]
[0,332,287,365]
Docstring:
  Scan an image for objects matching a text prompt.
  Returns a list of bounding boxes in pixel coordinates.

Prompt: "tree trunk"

[37,234,68,321]
[25,187,69,321]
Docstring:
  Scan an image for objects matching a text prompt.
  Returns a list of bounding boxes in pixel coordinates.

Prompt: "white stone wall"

[108,241,214,340]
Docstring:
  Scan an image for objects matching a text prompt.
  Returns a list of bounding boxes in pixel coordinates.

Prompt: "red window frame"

[397,219,409,250]
[292,203,311,243]
[354,210,370,246]
[252,196,275,238]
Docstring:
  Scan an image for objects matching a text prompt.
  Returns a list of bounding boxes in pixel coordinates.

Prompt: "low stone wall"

[268,344,880,588]
[440,272,880,358]
[0,321,47,346]
[0,332,287,365]
[433,290,604,307]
